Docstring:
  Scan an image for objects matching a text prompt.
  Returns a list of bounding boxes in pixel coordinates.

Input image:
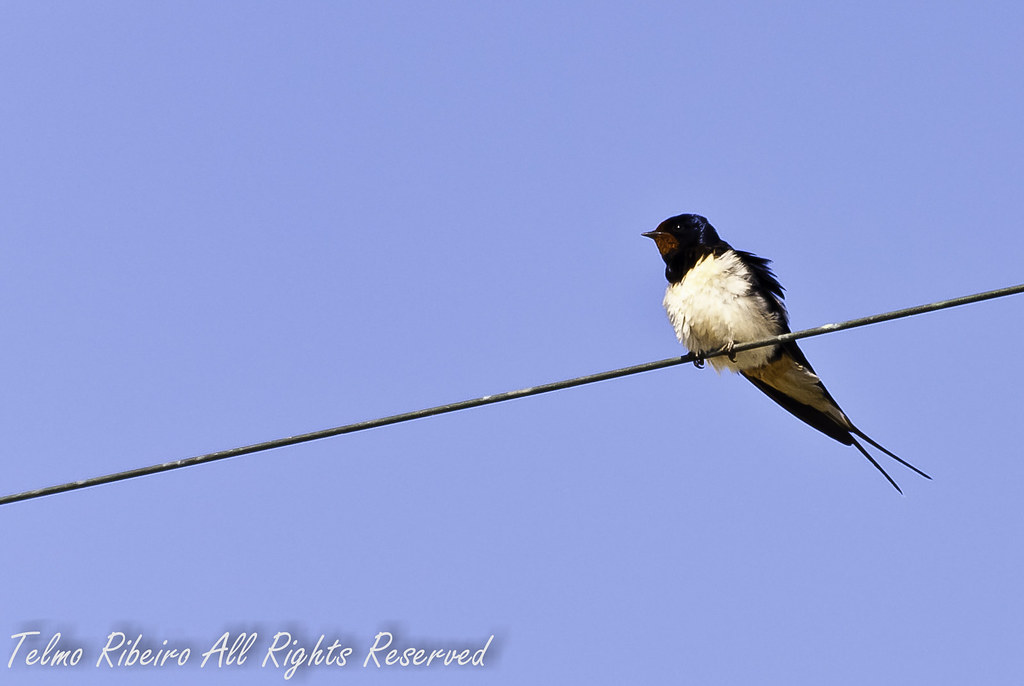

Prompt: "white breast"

[662,251,782,372]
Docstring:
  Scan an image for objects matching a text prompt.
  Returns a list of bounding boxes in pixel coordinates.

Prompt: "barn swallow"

[643,213,930,493]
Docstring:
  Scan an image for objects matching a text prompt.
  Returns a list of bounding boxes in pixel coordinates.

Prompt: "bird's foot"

[693,343,736,368]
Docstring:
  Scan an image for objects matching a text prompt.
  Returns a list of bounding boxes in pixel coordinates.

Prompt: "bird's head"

[642,213,722,261]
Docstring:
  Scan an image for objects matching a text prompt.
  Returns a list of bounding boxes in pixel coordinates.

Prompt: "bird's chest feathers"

[662,251,780,371]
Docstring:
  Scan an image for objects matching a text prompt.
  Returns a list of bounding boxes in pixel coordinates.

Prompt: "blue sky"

[2,2,1023,684]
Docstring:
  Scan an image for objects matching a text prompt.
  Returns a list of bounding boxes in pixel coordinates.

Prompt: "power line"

[2,282,1023,507]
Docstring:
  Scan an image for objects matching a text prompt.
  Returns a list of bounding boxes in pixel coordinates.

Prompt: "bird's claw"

[693,344,736,368]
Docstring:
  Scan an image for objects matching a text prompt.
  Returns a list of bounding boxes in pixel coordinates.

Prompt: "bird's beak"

[642,229,677,256]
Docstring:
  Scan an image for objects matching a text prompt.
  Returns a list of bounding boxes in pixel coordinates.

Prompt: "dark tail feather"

[850,437,903,494]
[851,428,932,480]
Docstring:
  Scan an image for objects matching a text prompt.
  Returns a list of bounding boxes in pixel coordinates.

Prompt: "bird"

[642,213,930,493]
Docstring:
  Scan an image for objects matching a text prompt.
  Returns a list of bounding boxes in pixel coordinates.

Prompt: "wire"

[2,282,1023,506]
